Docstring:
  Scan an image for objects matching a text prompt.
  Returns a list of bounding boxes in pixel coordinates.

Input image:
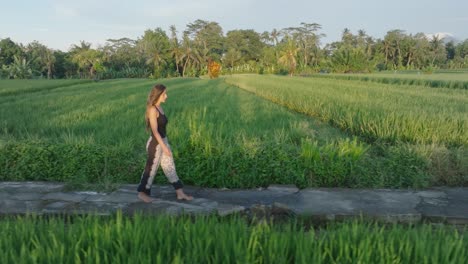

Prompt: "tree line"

[1,19,468,79]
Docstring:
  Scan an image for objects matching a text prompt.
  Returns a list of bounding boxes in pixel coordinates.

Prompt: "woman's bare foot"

[176,189,193,201]
[138,192,154,203]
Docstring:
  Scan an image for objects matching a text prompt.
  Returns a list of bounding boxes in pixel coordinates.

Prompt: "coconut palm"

[71,49,104,78]
[180,34,199,77]
[70,41,96,78]
[137,29,170,78]
[26,41,56,79]
[145,47,166,73]
[260,31,272,45]
[70,41,92,54]
[35,45,56,79]
[223,48,242,68]
[413,33,431,68]
[278,39,299,76]
[270,29,281,46]
[381,39,394,66]
[429,35,446,65]
[42,48,56,79]
[169,25,182,75]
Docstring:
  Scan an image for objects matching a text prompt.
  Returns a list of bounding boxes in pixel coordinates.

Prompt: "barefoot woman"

[137,84,193,202]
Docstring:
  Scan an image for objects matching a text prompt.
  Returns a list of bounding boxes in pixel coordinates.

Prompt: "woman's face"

[158,90,168,104]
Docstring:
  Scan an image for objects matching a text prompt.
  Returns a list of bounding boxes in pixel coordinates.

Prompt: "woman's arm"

[148,107,172,157]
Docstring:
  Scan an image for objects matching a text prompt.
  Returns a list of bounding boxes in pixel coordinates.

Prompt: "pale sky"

[1,0,467,51]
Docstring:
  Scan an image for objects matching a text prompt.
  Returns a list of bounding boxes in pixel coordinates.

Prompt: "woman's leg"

[137,137,163,202]
[160,138,193,200]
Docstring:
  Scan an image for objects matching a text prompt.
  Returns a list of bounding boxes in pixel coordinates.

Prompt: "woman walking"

[137,84,193,203]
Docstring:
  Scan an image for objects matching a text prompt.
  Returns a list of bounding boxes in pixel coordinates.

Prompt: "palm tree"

[365,36,374,58]
[429,35,446,65]
[295,22,323,68]
[384,30,406,68]
[270,29,281,46]
[381,39,394,66]
[70,41,96,78]
[357,29,367,48]
[413,33,431,68]
[70,41,91,54]
[260,31,271,45]
[137,29,170,78]
[139,39,166,76]
[180,34,199,77]
[270,29,282,61]
[342,28,354,46]
[71,49,104,78]
[170,46,183,76]
[26,41,56,79]
[278,39,299,76]
[169,25,182,75]
[223,48,241,68]
[402,35,416,68]
[42,48,56,79]
[145,46,166,74]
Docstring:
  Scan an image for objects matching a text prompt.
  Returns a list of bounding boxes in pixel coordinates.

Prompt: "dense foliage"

[1,20,468,79]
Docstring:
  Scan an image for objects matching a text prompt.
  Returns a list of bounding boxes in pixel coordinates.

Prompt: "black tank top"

[152,106,168,138]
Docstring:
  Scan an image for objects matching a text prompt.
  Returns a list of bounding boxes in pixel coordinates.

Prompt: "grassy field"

[0,79,93,97]
[0,75,466,189]
[309,72,468,89]
[0,213,466,263]
[225,74,467,186]
[366,72,468,81]
[328,72,468,81]
[225,75,467,146]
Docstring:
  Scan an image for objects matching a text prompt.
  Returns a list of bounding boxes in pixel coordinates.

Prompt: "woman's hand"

[162,145,172,157]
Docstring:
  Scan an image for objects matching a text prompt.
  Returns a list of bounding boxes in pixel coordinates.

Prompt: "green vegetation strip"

[307,73,468,89]
[0,213,466,263]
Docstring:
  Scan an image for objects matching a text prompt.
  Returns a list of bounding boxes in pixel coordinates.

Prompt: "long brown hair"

[145,84,166,131]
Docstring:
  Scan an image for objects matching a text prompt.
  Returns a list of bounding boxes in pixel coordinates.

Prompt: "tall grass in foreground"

[0,213,466,263]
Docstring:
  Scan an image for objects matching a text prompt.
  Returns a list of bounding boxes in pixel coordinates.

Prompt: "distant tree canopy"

[0,38,24,66]
[1,20,467,79]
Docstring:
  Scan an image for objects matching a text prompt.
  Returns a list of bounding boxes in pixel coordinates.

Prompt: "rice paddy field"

[0,213,466,263]
[309,72,468,89]
[0,79,92,97]
[0,74,467,189]
[1,74,467,263]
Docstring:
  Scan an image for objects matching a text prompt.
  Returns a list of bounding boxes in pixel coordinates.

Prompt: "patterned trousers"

[137,137,183,195]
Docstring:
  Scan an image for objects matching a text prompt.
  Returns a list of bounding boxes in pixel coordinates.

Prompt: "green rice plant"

[225,74,467,186]
[411,144,468,186]
[300,138,369,187]
[0,213,466,263]
[225,74,467,147]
